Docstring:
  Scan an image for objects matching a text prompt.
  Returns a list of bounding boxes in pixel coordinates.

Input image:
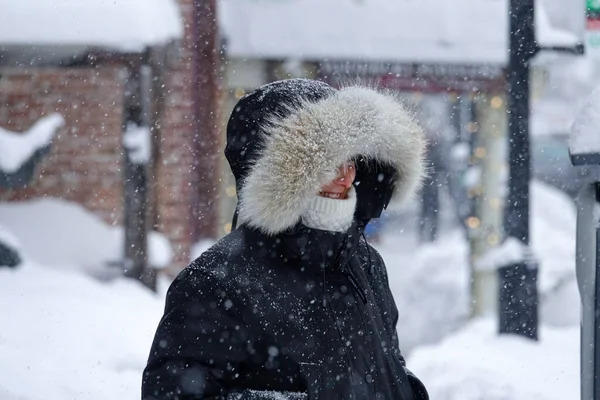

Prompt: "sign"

[586,0,600,58]
[319,60,506,93]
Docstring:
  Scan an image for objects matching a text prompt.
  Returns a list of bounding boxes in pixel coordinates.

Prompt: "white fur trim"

[237,85,426,235]
[301,187,357,232]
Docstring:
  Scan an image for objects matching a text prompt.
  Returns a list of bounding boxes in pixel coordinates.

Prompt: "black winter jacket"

[143,222,428,400]
[143,79,429,400]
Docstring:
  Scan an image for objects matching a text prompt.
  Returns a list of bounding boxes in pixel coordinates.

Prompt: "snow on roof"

[570,85,600,157]
[0,0,183,52]
[0,113,64,174]
[219,0,580,65]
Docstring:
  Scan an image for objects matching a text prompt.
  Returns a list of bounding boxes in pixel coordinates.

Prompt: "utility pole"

[499,0,540,339]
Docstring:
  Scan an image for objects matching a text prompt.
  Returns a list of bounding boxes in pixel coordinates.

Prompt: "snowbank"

[0,261,166,400]
[380,180,579,353]
[408,319,579,400]
[0,198,173,272]
[0,113,64,173]
[0,0,183,52]
[571,85,600,156]
[376,230,470,353]
[0,222,20,251]
[474,237,531,271]
[219,0,579,65]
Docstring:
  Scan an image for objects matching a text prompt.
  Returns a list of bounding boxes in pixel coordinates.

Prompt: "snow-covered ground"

[408,319,579,400]
[0,262,167,400]
[0,179,581,399]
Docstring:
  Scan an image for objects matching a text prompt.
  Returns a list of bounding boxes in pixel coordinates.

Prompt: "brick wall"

[154,0,221,270]
[0,67,125,225]
[0,0,222,272]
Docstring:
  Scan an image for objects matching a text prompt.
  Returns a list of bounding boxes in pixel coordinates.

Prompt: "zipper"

[336,233,368,305]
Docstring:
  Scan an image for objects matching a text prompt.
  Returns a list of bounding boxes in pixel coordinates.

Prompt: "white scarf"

[301,187,357,232]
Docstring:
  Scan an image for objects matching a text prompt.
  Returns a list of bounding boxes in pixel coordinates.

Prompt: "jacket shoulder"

[172,229,255,299]
[188,229,248,273]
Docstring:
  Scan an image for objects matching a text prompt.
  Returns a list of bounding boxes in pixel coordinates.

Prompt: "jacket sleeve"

[142,265,253,400]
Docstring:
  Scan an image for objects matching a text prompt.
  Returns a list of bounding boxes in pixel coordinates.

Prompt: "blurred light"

[490,96,503,109]
[490,197,502,209]
[225,185,236,198]
[474,147,487,158]
[234,88,246,99]
[487,233,500,246]
[224,223,232,234]
[467,216,480,229]
[467,122,478,133]
[448,92,458,102]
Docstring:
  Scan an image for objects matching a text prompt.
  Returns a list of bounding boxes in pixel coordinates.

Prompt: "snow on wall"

[0,0,183,51]
[219,0,580,65]
[571,85,600,156]
[0,113,64,174]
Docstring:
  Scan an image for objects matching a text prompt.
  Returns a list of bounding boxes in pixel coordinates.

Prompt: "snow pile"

[408,319,579,400]
[531,98,576,137]
[531,181,577,294]
[0,113,64,173]
[0,222,20,251]
[475,237,531,271]
[219,0,578,64]
[0,261,166,400]
[376,230,470,352]
[123,124,152,164]
[0,198,173,271]
[0,0,183,52]
[571,85,600,156]
[381,180,579,353]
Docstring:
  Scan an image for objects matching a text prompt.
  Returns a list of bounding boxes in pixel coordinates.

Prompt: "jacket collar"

[240,220,363,271]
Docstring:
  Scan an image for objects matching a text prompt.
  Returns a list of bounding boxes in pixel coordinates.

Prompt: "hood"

[225,79,426,236]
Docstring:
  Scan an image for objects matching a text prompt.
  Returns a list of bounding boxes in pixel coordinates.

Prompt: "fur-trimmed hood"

[224,79,426,236]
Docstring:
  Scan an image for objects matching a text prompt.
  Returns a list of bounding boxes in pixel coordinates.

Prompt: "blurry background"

[0,0,596,399]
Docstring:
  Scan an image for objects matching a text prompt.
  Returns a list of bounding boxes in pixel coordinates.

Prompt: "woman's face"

[319,161,356,199]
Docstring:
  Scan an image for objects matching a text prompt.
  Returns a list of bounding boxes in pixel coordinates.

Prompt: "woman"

[142,79,428,400]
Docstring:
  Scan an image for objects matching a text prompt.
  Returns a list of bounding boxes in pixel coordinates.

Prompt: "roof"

[219,0,580,65]
[0,0,183,52]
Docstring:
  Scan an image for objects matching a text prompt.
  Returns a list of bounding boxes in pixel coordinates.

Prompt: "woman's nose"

[334,163,355,187]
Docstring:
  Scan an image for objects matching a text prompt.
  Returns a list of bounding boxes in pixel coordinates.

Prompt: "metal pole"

[576,182,600,400]
[499,0,539,339]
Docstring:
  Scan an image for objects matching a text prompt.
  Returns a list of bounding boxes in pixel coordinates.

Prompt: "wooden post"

[191,0,221,242]
[123,61,156,291]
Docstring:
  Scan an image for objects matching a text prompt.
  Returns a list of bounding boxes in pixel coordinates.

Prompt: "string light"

[234,88,246,99]
[490,96,503,109]
[225,185,236,198]
[467,216,481,229]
